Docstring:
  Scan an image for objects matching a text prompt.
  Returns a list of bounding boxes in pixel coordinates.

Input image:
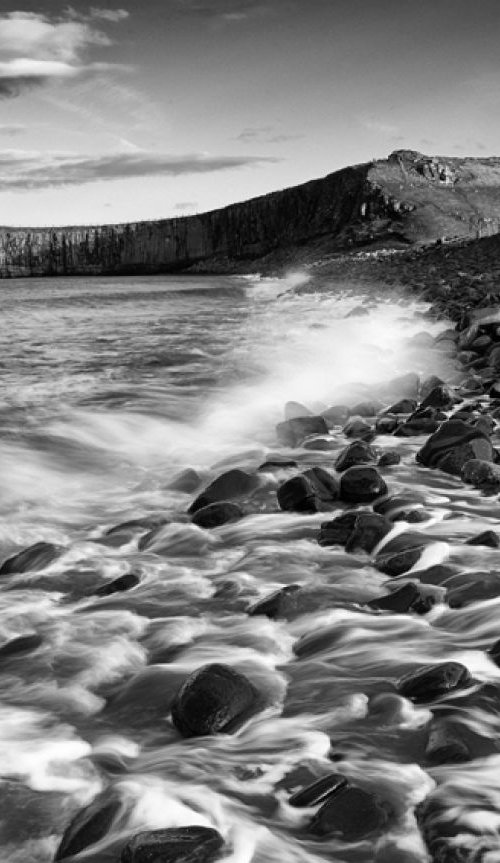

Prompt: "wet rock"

[374,493,426,517]
[284,400,313,420]
[420,375,444,400]
[335,440,377,472]
[302,437,336,451]
[465,530,499,548]
[0,632,43,659]
[394,406,441,437]
[0,541,62,576]
[191,502,243,529]
[386,398,417,414]
[277,469,338,513]
[375,414,400,434]
[471,334,492,352]
[445,570,500,607]
[414,563,459,586]
[121,826,224,863]
[168,469,201,493]
[378,450,401,467]
[461,458,500,490]
[488,639,500,666]
[344,512,392,553]
[248,584,301,619]
[171,663,257,737]
[342,416,373,439]
[303,467,340,506]
[55,787,123,861]
[375,545,426,577]
[489,380,500,399]
[396,662,472,703]
[276,416,328,447]
[321,404,349,427]
[416,419,493,476]
[94,572,140,597]
[257,455,297,471]
[318,512,359,547]
[103,516,168,547]
[188,469,258,514]
[339,466,387,504]
[289,773,348,807]
[308,785,388,840]
[368,583,433,614]
[425,718,471,765]
[420,384,456,410]
[349,400,384,417]
[416,794,498,863]
[392,509,431,524]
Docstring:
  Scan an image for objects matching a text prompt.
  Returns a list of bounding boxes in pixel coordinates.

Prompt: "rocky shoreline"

[3,285,500,861]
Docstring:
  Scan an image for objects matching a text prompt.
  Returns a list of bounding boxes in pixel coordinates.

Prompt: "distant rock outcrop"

[1,149,500,278]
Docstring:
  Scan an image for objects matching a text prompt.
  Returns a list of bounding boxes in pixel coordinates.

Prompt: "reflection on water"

[1,273,499,861]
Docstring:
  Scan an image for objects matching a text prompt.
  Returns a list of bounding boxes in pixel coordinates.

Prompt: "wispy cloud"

[89,8,130,22]
[235,125,303,144]
[0,123,25,136]
[0,9,128,98]
[0,149,280,189]
[172,0,289,22]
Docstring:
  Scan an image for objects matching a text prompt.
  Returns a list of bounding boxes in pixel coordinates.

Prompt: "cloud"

[0,149,281,189]
[89,8,130,22]
[171,0,288,22]
[0,10,126,98]
[235,125,303,144]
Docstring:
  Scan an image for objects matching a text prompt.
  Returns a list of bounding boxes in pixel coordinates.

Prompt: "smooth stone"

[321,404,349,427]
[416,419,493,476]
[94,572,140,597]
[188,469,258,514]
[191,502,243,529]
[367,583,433,614]
[308,785,388,840]
[465,530,500,548]
[378,451,401,467]
[420,384,456,410]
[103,516,168,547]
[344,512,392,553]
[171,663,257,737]
[375,414,400,434]
[285,400,313,420]
[276,416,328,447]
[394,406,441,437]
[445,570,500,607]
[335,440,377,472]
[392,509,431,523]
[257,456,297,471]
[342,416,373,439]
[302,467,340,506]
[386,398,417,414]
[412,564,458,586]
[121,826,224,863]
[461,458,500,489]
[349,400,384,417]
[247,584,301,619]
[277,476,317,513]
[396,662,472,703]
[488,639,500,666]
[54,787,122,861]
[375,545,426,577]
[339,466,387,504]
[471,334,492,352]
[302,437,336,451]
[318,512,359,547]
[0,541,62,576]
[289,773,348,808]
[420,375,444,399]
[425,718,471,765]
[0,633,43,659]
[168,469,201,493]
[373,492,426,517]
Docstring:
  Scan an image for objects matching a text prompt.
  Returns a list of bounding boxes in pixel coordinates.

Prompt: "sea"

[1,273,500,862]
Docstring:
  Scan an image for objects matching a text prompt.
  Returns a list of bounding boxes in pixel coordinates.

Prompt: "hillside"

[1,149,500,278]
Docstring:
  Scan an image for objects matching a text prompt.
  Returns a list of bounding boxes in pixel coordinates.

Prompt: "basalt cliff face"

[1,149,500,278]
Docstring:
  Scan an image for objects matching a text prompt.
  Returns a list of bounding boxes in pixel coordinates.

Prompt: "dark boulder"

[289,773,348,808]
[171,663,257,737]
[420,375,444,399]
[339,466,387,504]
[168,469,201,493]
[0,541,62,576]
[425,718,471,765]
[367,583,433,614]
[377,451,401,467]
[342,416,373,439]
[375,414,400,434]
[394,406,441,437]
[445,570,500,607]
[344,512,392,554]
[375,545,426,577]
[103,516,168,548]
[55,787,123,861]
[461,458,500,490]
[257,455,297,471]
[335,440,377,472]
[416,419,493,476]
[191,502,243,529]
[278,468,338,513]
[248,584,301,619]
[302,467,339,506]
[318,512,359,547]
[465,530,499,548]
[396,662,472,703]
[308,785,388,840]
[94,572,140,597]
[386,398,417,415]
[276,416,328,447]
[302,437,336,451]
[188,469,258,514]
[121,826,224,863]
[0,633,43,659]
[349,400,384,417]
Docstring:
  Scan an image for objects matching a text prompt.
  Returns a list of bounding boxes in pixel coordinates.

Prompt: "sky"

[0,0,499,226]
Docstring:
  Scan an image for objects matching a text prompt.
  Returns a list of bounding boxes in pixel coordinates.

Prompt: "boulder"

[375,414,400,434]
[465,530,499,548]
[425,718,471,765]
[171,663,257,737]
[276,416,328,447]
[121,826,224,863]
[417,794,495,863]
[94,572,140,597]
[344,512,392,553]
[349,400,384,417]
[367,583,433,614]
[375,545,426,577]
[416,419,493,476]
[302,437,336,451]
[277,468,339,513]
[0,633,43,659]
[284,400,313,420]
[0,541,62,576]
[342,416,373,439]
[394,406,441,437]
[378,451,401,467]
[396,662,472,703]
[302,467,340,506]
[335,440,377,472]
[103,516,168,548]
[289,773,348,808]
[168,469,201,493]
[386,398,417,415]
[247,584,301,619]
[191,502,243,529]
[420,375,444,399]
[318,512,359,547]
[445,571,500,607]
[321,404,349,427]
[308,785,388,840]
[339,466,387,504]
[461,458,500,490]
[257,456,297,471]
[188,469,258,514]
[55,787,122,861]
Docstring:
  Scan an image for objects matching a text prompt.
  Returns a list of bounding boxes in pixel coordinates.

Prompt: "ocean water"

[1,273,500,862]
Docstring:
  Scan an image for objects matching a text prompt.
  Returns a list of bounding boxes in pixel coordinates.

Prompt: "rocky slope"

[1,149,500,278]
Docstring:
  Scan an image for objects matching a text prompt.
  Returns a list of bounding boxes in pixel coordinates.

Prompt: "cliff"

[1,149,500,278]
